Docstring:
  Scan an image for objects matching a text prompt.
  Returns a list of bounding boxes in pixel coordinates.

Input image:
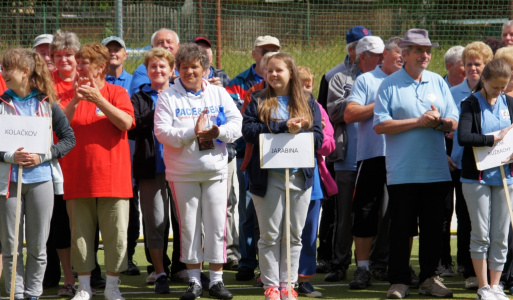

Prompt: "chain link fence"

[0,0,511,95]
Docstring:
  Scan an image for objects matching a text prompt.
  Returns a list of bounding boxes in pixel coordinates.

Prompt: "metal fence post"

[116,0,123,38]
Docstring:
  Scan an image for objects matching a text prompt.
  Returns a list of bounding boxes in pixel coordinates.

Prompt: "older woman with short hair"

[60,43,135,300]
[129,47,175,294]
[49,30,81,100]
[154,43,242,300]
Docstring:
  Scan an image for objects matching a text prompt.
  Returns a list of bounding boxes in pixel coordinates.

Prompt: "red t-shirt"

[60,83,135,200]
[52,71,74,102]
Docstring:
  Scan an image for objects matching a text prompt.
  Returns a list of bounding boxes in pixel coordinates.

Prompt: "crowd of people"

[1,20,513,300]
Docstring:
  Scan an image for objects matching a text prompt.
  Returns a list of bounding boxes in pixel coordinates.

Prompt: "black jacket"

[458,93,513,180]
[128,87,158,179]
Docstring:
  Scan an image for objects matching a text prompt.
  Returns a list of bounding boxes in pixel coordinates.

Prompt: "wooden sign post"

[260,132,314,297]
[0,115,51,300]
[473,129,513,231]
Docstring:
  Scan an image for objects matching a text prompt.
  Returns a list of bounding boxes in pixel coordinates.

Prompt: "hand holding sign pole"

[0,115,51,300]
[474,127,513,232]
[260,132,314,298]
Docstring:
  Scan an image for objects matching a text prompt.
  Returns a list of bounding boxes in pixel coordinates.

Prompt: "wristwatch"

[434,120,444,131]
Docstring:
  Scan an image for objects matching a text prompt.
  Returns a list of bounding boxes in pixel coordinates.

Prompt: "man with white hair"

[443,45,465,88]
[501,20,513,45]
[129,28,180,95]
[325,35,384,282]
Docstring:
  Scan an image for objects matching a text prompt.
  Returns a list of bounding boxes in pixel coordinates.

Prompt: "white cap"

[33,34,53,48]
[355,36,385,56]
[254,35,281,49]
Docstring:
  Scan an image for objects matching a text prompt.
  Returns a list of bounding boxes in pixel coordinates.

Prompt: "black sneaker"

[316,260,330,274]
[121,260,141,276]
[154,274,170,294]
[209,282,233,299]
[201,272,210,291]
[349,267,371,289]
[90,275,106,289]
[370,268,389,281]
[180,282,203,300]
[298,281,322,298]
[324,268,347,282]
[235,266,255,281]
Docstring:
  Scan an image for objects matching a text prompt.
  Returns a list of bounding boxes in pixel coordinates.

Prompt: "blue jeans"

[237,157,258,270]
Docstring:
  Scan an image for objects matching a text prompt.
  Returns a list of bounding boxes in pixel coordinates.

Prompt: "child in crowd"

[296,66,337,298]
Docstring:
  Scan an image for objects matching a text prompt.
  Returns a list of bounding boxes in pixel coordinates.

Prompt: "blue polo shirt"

[348,65,387,162]
[460,92,513,186]
[374,68,459,185]
[106,68,133,96]
[450,78,472,169]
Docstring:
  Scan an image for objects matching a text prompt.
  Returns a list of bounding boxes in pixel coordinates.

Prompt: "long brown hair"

[257,52,313,130]
[2,48,57,104]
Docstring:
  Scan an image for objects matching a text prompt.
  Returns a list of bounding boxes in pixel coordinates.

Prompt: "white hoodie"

[154,79,243,182]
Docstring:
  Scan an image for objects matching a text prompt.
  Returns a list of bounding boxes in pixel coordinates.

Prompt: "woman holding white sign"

[242,53,323,300]
[458,58,513,300]
[0,48,75,300]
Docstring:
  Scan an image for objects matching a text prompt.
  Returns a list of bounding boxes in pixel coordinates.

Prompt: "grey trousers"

[0,181,54,298]
[226,159,240,261]
[252,171,311,289]
[463,182,513,271]
[139,174,170,249]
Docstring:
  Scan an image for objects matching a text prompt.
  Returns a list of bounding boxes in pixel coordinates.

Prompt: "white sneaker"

[466,276,479,289]
[71,286,92,300]
[146,271,156,284]
[492,285,510,300]
[104,284,125,300]
[477,285,495,300]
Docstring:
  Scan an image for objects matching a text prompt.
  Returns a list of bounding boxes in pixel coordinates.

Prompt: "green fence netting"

[0,0,511,95]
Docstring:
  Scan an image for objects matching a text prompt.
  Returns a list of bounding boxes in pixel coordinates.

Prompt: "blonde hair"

[494,46,513,67]
[297,66,314,83]
[144,47,175,69]
[2,48,57,104]
[462,41,493,66]
[257,53,313,130]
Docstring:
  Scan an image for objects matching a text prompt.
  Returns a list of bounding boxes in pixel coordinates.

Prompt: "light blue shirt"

[348,65,387,162]
[7,89,52,184]
[310,158,323,200]
[460,92,513,186]
[450,78,472,169]
[374,68,459,185]
[271,96,298,174]
[106,68,133,96]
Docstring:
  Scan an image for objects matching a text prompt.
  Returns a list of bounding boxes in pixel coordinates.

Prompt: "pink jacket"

[316,102,338,197]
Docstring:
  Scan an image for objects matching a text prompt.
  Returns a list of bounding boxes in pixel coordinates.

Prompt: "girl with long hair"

[242,53,323,300]
[0,48,75,300]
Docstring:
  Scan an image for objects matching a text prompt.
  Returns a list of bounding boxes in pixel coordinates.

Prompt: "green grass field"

[0,237,491,299]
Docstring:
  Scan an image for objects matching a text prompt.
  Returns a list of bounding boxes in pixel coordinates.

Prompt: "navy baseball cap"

[346,26,372,44]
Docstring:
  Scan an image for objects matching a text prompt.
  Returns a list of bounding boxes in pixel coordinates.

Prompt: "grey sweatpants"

[252,171,311,289]
[139,173,170,249]
[462,182,513,271]
[0,181,54,298]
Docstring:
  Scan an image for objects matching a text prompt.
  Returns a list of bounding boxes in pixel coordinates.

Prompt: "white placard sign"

[473,129,513,171]
[259,132,315,169]
[0,115,52,154]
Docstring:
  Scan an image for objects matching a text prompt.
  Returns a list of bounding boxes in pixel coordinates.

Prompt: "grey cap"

[101,36,126,48]
[33,34,53,48]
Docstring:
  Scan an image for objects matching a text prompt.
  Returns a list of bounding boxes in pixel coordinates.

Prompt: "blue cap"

[346,26,372,44]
